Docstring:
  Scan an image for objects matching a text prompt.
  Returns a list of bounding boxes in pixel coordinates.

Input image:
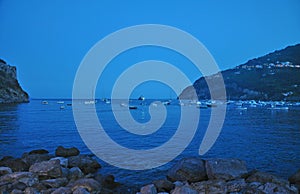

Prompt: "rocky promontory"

[0,59,29,104]
[1,147,299,194]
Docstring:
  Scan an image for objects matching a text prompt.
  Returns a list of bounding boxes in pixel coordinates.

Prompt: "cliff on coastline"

[0,59,29,103]
[179,44,300,101]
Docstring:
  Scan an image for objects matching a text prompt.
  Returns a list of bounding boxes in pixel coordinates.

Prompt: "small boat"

[84,100,96,105]
[60,106,65,109]
[268,104,289,110]
[57,101,64,104]
[42,101,48,105]
[67,103,72,106]
[129,106,137,110]
[138,95,145,101]
[236,106,247,110]
[162,100,171,105]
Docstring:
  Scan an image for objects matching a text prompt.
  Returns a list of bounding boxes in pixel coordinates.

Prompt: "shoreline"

[0,146,299,194]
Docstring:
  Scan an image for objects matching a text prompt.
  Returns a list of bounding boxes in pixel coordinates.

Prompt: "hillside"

[0,59,29,103]
[179,44,300,101]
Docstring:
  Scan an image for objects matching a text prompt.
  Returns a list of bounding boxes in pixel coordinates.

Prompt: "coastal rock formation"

[179,44,300,101]
[139,157,299,194]
[0,59,29,103]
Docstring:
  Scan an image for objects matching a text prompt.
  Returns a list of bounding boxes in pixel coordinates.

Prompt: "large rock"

[246,171,289,186]
[171,184,198,194]
[191,180,227,193]
[0,166,12,176]
[55,146,80,157]
[68,155,101,174]
[167,157,207,182]
[29,159,62,179]
[28,149,49,155]
[153,179,174,192]
[205,158,248,180]
[50,157,68,168]
[289,169,300,191]
[51,187,72,194]
[0,172,38,187]
[140,184,157,194]
[41,178,68,188]
[0,59,29,103]
[71,178,102,193]
[0,156,29,172]
[22,153,52,166]
[68,167,84,181]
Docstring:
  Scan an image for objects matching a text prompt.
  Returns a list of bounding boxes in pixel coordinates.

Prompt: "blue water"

[0,99,299,187]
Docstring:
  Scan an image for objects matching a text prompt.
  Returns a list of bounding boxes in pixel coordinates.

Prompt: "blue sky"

[0,0,300,99]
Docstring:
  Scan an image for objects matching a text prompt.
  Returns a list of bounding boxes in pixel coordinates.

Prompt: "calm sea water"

[0,99,299,187]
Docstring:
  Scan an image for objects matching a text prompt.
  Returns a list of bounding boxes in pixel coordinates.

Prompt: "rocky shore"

[0,147,299,194]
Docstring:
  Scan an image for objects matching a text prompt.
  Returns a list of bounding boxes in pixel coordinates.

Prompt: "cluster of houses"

[236,61,300,70]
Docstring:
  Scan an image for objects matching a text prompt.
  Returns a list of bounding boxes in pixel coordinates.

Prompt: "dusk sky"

[1,0,300,99]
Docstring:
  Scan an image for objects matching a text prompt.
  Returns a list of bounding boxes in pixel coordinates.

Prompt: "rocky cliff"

[0,59,29,103]
[179,44,300,101]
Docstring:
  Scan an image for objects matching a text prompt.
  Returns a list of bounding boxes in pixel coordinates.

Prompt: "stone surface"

[0,166,12,176]
[68,167,84,181]
[246,171,289,186]
[41,177,68,188]
[171,184,198,194]
[226,179,247,192]
[0,157,29,172]
[0,172,38,187]
[68,155,101,174]
[0,60,29,103]
[140,184,157,194]
[289,169,300,190]
[153,179,174,192]
[191,180,227,194]
[101,174,120,190]
[205,158,248,180]
[73,187,90,194]
[51,186,72,194]
[28,149,49,155]
[55,146,80,157]
[24,187,40,194]
[167,157,207,182]
[71,178,102,193]
[22,153,52,166]
[29,159,62,179]
[50,157,68,168]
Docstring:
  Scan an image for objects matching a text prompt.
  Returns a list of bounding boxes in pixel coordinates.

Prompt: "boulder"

[101,174,120,190]
[140,184,157,194]
[41,178,68,188]
[24,187,40,194]
[29,159,62,179]
[51,187,72,194]
[11,181,27,191]
[0,172,38,187]
[153,179,174,192]
[71,178,101,193]
[205,158,248,180]
[0,157,29,172]
[226,179,247,192]
[50,157,68,168]
[28,149,49,155]
[246,171,289,186]
[0,166,12,176]
[68,155,101,174]
[257,182,298,194]
[22,153,52,166]
[191,180,227,193]
[289,169,300,191]
[167,157,207,182]
[171,184,198,194]
[10,189,23,194]
[68,167,84,181]
[55,146,80,157]
[73,187,90,194]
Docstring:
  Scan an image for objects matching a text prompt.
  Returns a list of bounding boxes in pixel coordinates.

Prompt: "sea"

[0,99,299,188]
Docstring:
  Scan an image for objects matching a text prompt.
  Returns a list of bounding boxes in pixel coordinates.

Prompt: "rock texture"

[0,59,29,103]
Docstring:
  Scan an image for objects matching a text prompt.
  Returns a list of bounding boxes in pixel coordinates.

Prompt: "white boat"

[84,100,96,105]
[236,106,247,110]
[138,95,145,101]
[41,101,48,105]
[57,101,64,104]
[268,104,289,110]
